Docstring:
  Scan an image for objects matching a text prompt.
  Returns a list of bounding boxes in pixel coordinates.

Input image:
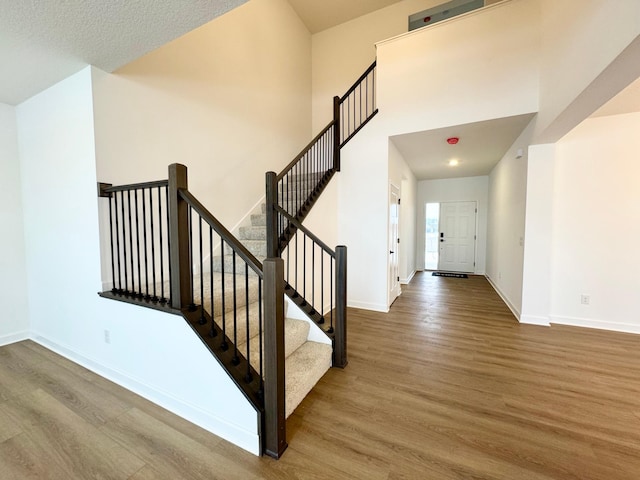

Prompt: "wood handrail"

[340,60,377,103]
[276,121,336,182]
[102,179,169,194]
[274,206,336,257]
[178,189,264,278]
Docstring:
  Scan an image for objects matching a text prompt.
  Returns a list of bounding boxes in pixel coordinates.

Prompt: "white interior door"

[438,201,476,273]
[389,184,401,304]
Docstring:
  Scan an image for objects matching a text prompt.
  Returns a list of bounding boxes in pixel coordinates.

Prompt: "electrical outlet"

[104,329,111,344]
[580,295,590,305]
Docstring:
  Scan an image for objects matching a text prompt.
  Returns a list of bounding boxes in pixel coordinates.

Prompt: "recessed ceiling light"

[448,159,459,167]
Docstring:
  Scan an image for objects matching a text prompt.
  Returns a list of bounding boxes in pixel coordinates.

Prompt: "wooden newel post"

[333,95,341,172]
[334,245,348,368]
[265,171,279,258]
[168,163,192,310]
[263,257,287,459]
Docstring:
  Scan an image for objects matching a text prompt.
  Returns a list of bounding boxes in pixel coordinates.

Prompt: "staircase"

[205,200,333,418]
[97,60,378,459]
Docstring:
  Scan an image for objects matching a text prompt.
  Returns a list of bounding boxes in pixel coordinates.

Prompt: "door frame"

[389,183,401,306]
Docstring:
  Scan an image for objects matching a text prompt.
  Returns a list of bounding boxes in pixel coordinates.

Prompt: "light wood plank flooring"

[2,272,640,479]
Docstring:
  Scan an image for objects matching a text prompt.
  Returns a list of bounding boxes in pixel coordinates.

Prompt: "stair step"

[238,225,266,241]
[236,317,310,366]
[251,213,266,226]
[212,254,263,275]
[285,341,332,418]
[242,240,267,258]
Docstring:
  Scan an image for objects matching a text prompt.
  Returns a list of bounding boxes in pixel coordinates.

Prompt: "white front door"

[389,184,401,304]
[438,201,476,273]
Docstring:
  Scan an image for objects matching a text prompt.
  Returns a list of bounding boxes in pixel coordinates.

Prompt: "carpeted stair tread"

[210,301,261,346]
[242,240,267,258]
[211,255,262,275]
[236,317,310,368]
[239,226,266,240]
[285,341,332,418]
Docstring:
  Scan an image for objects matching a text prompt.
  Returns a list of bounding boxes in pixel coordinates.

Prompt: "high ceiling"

[391,114,536,181]
[0,0,247,105]
[287,0,404,34]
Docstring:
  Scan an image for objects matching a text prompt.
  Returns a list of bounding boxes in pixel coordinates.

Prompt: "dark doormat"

[432,272,468,278]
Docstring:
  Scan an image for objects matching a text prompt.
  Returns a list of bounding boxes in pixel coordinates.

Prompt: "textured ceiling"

[0,0,247,105]
[287,0,404,33]
[391,114,535,181]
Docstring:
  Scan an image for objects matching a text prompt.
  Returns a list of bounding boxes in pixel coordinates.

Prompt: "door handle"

[390,250,394,254]
[440,239,444,242]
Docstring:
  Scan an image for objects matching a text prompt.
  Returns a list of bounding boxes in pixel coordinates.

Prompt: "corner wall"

[549,112,640,332]
[17,67,260,455]
[486,117,536,318]
[0,103,29,344]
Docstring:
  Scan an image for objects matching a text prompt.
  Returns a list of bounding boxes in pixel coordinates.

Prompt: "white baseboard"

[0,330,30,347]
[485,275,521,321]
[347,300,389,313]
[400,270,416,285]
[29,333,261,456]
[519,315,551,326]
[550,315,640,335]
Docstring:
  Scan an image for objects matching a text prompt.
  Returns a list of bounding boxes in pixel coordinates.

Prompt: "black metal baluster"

[134,189,142,297]
[232,251,239,365]
[258,278,263,394]
[158,186,166,303]
[245,264,252,383]
[114,192,122,293]
[108,194,116,293]
[295,231,298,292]
[198,216,205,324]
[312,242,315,312]
[188,207,196,311]
[321,250,324,322]
[142,188,150,300]
[220,239,228,351]
[120,191,128,294]
[127,190,135,295]
[150,189,158,302]
[209,226,216,338]
[303,233,307,299]
[165,187,172,302]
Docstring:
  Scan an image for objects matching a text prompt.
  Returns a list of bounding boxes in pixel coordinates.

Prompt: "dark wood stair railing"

[265,60,376,367]
[98,163,286,458]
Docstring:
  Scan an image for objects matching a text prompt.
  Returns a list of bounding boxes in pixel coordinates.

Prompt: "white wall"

[311,0,444,132]
[17,68,261,455]
[416,176,489,274]
[486,117,536,318]
[92,0,312,231]
[549,112,640,333]
[376,0,540,137]
[389,140,417,284]
[0,103,29,344]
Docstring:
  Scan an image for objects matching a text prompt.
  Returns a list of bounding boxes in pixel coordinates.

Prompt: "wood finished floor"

[2,272,640,479]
